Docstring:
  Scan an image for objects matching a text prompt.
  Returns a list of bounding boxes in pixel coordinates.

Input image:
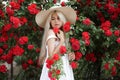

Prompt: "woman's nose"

[55,19,59,23]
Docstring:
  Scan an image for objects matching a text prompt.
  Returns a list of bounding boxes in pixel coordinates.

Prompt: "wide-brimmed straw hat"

[35,6,77,28]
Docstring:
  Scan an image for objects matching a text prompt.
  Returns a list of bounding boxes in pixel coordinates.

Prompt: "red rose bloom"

[10,2,20,10]
[10,16,20,28]
[53,0,57,4]
[70,61,78,69]
[12,45,24,56]
[116,37,120,44]
[0,65,7,73]
[85,40,90,46]
[60,46,66,54]
[28,44,34,50]
[53,27,59,34]
[70,37,76,43]
[56,69,61,75]
[18,0,24,4]
[3,24,12,31]
[53,53,60,61]
[85,53,96,62]
[0,48,3,55]
[71,39,80,51]
[6,7,14,16]
[82,18,91,26]
[61,1,66,6]
[27,3,39,14]
[2,44,8,49]
[18,36,28,45]
[46,58,54,68]
[27,59,34,65]
[114,30,120,37]
[111,66,117,76]
[75,52,82,60]
[0,9,4,18]
[63,22,71,32]
[22,63,28,70]
[82,32,90,40]
[100,20,111,31]
[19,17,28,25]
[104,63,109,70]
[36,48,40,53]
[104,30,112,36]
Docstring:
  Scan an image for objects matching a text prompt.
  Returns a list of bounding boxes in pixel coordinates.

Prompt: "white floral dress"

[40,34,74,80]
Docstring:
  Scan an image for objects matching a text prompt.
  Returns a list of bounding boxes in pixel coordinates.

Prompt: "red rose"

[104,30,112,36]
[27,59,34,65]
[0,65,7,73]
[0,48,3,55]
[60,46,66,54]
[85,53,96,62]
[10,16,20,28]
[82,32,90,40]
[114,30,120,37]
[116,37,120,44]
[6,7,14,16]
[85,40,90,46]
[48,71,52,78]
[28,44,34,50]
[27,3,39,14]
[100,20,111,31]
[19,17,28,25]
[70,61,78,69]
[71,40,80,51]
[104,63,109,70]
[0,34,8,43]
[18,36,28,45]
[36,48,40,53]
[53,0,57,4]
[18,0,24,4]
[3,24,12,31]
[22,63,28,70]
[56,69,61,75]
[46,58,54,68]
[12,45,24,56]
[82,18,91,26]
[10,2,20,10]
[75,52,82,60]
[52,53,60,61]
[111,66,117,76]
[70,38,76,43]
[91,57,97,62]
[63,22,71,32]
[2,44,8,49]
[0,9,4,18]
[53,27,59,34]
[61,1,66,6]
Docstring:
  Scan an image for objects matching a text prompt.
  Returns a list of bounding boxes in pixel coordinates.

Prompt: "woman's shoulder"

[47,29,55,36]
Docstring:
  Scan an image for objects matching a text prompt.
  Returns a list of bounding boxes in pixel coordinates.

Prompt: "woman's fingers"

[68,52,75,61]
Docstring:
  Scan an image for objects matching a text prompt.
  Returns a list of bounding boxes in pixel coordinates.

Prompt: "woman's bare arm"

[47,30,64,58]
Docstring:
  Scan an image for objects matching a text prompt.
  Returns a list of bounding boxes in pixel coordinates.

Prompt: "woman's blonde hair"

[39,10,67,64]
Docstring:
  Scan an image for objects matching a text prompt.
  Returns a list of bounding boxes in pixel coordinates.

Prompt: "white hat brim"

[35,6,76,28]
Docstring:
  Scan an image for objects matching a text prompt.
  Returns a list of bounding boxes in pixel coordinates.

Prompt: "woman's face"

[50,12,63,28]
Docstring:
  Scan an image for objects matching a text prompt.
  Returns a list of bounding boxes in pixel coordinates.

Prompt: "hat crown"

[35,4,76,28]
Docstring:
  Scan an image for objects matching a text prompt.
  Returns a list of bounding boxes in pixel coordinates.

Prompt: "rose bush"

[0,0,120,80]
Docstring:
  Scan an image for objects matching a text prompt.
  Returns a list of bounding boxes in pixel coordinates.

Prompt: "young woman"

[35,6,77,80]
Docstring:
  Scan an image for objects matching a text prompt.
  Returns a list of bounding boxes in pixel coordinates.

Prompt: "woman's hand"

[68,52,75,61]
[57,30,65,43]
